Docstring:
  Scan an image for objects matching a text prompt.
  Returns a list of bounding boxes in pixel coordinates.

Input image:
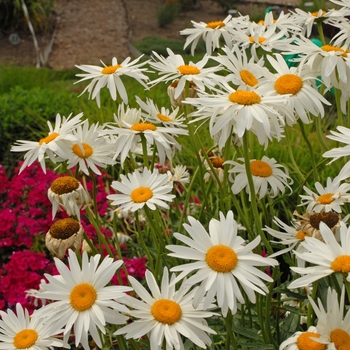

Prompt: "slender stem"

[224,310,237,350]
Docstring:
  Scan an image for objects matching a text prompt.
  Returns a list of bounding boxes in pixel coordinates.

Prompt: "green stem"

[224,310,237,350]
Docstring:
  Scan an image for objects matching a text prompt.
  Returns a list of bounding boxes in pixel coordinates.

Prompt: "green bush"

[157,1,179,28]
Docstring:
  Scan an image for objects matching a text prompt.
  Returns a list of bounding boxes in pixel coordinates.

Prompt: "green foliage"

[212,0,238,12]
[133,35,206,56]
[0,0,54,33]
[157,1,180,28]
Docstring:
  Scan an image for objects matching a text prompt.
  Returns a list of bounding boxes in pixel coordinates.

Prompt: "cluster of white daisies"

[6,0,350,349]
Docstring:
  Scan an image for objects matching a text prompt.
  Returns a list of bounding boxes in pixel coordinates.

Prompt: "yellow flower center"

[317,193,334,204]
[229,90,261,105]
[330,329,350,350]
[177,65,200,75]
[312,10,326,17]
[39,132,59,145]
[249,36,266,44]
[72,142,93,158]
[130,122,157,132]
[296,332,326,350]
[275,74,303,95]
[13,329,38,349]
[321,45,350,57]
[101,64,122,74]
[50,218,80,239]
[70,283,97,311]
[131,187,153,203]
[296,230,310,241]
[151,299,182,324]
[250,160,273,177]
[50,176,80,195]
[206,245,238,272]
[157,113,172,122]
[210,157,225,168]
[331,255,350,273]
[206,20,225,29]
[240,70,258,87]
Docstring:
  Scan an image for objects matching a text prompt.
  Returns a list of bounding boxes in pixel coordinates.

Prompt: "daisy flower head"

[106,105,188,166]
[169,164,190,184]
[331,17,350,48]
[213,44,269,89]
[115,267,216,350]
[289,36,350,89]
[48,175,90,220]
[232,23,288,61]
[201,148,226,184]
[308,286,350,349]
[107,167,175,212]
[75,56,150,107]
[54,121,116,175]
[227,156,293,201]
[34,249,132,350]
[136,96,186,128]
[45,218,84,259]
[186,81,288,149]
[280,326,326,350]
[264,53,330,125]
[166,211,278,317]
[180,14,234,55]
[288,221,350,289]
[11,112,84,174]
[291,8,345,38]
[299,176,350,213]
[167,79,198,107]
[149,48,220,99]
[0,303,66,350]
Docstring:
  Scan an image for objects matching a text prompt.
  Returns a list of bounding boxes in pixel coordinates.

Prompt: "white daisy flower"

[170,164,190,184]
[288,221,350,289]
[309,287,350,348]
[291,8,345,37]
[264,216,310,259]
[54,121,116,175]
[264,53,330,125]
[186,82,289,149]
[107,167,175,212]
[299,176,350,213]
[180,15,234,55]
[48,175,90,220]
[232,23,288,61]
[75,56,150,107]
[105,104,188,166]
[34,249,132,350]
[280,326,324,350]
[11,112,84,174]
[213,45,268,89]
[253,11,302,36]
[323,127,350,163]
[149,48,220,99]
[226,156,293,201]
[136,96,186,128]
[201,148,226,184]
[114,267,216,350]
[166,211,278,316]
[288,36,350,89]
[331,18,350,48]
[0,303,66,350]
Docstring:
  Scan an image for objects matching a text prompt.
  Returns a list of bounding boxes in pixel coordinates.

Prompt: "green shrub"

[133,35,206,56]
[157,1,179,28]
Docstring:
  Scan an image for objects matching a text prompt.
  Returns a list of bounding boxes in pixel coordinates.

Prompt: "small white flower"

[115,267,217,350]
[11,112,84,174]
[107,167,175,212]
[0,303,66,350]
[227,156,293,201]
[75,56,150,107]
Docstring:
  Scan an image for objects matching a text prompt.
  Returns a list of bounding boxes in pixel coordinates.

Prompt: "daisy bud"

[48,176,90,219]
[46,218,83,259]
